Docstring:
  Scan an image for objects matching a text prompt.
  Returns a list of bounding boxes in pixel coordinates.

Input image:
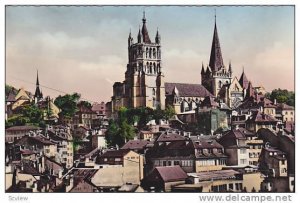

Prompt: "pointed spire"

[36,70,39,86]
[246,81,255,98]
[137,25,141,43]
[239,67,249,89]
[201,62,205,74]
[209,13,224,72]
[34,70,43,101]
[228,61,232,73]
[128,29,133,47]
[141,12,151,43]
[155,27,161,44]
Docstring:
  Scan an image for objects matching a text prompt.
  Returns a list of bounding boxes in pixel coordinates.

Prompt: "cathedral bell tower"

[124,12,165,110]
[201,15,232,97]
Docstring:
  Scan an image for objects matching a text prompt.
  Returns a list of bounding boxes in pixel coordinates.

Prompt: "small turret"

[155,28,161,44]
[137,26,141,43]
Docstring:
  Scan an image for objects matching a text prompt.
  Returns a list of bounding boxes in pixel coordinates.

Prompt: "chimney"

[274,99,277,105]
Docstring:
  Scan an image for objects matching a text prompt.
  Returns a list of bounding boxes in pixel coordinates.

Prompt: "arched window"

[152,88,156,96]
[157,63,160,73]
[146,62,149,73]
[153,63,156,73]
[150,62,153,73]
[149,48,152,59]
[219,81,222,88]
[153,48,156,58]
[146,48,149,58]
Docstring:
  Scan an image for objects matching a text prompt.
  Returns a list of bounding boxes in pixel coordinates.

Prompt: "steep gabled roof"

[155,166,188,182]
[239,70,249,89]
[165,83,212,97]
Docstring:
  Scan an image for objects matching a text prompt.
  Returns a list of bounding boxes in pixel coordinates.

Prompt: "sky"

[5,6,294,103]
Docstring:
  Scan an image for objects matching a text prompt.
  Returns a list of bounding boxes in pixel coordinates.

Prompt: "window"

[174,161,180,165]
[115,158,121,161]
[281,160,286,165]
[104,158,108,162]
[240,148,246,154]
[291,112,293,115]
[240,159,247,165]
[163,161,167,166]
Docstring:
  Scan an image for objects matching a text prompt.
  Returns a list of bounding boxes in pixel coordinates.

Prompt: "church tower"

[34,70,43,103]
[123,12,165,110]
[201,15,232,97]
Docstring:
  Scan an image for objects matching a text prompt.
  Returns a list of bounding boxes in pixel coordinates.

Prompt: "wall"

[243,172,264,192]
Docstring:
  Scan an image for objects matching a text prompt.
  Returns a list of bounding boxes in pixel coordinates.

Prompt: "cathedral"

[112,13,250,113]
[112,13,165,112]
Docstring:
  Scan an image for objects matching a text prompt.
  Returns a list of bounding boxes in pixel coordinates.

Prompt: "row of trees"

[105,106,176,147]
[265,89,295,106]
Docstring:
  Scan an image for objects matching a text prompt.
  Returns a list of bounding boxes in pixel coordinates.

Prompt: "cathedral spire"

[209,13,224,72]
[141,12,151,43]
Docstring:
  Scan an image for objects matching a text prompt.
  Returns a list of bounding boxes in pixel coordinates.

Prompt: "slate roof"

[141,15,151,43]
[239,71,249,89]
[165,82,212,97]
[155,166,188,182]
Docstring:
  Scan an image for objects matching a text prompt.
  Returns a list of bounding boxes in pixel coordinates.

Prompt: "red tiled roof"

[6,125,40,131]
[165,83,212,97]
[156,132,186,142]
[277,103,294,110]
[155,166,187,182]
[249,111,278,123]
[192,139,223,149]
[100,149,131,158]
[121,140,151,150]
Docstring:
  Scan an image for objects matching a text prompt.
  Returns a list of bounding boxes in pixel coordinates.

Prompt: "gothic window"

[153,63,156,73]
[146,48,149,58]
[219,81,222,88]
[152,88,156,96]
[157,63,160,73]
[153,48,156,58]
[146,62,149,73]
[150,62,153,74]
[138,47,142,57]
[139,63,143,71]
[149,48,152,59]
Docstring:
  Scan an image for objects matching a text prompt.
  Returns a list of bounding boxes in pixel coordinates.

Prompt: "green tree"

[119,120,135,143]
[78,100,92,109]
[266,88,295,106]
[105,119,120,146]
[6,103,44,127]
[164,105,176,120]
[54,93,81,118]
